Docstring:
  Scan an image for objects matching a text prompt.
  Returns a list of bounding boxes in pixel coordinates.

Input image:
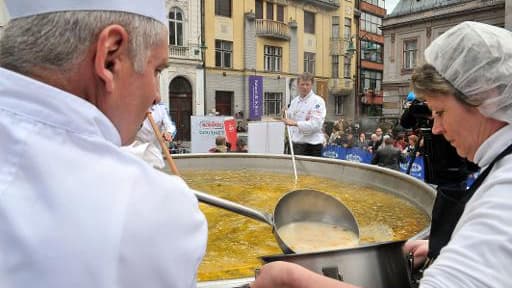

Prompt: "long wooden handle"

[146,112,180,176]
[284,110,298,184]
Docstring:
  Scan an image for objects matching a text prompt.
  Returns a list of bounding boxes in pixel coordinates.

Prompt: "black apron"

[428,143,512,260]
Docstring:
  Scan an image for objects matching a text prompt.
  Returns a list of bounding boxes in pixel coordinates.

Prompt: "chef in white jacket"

[0,1,207,288]
[124,103,177,168]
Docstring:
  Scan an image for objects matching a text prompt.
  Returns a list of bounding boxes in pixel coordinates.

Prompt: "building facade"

[381,0,506,121]
[164,0,204,141]
[203,0,357,129]
[356,0,386,128]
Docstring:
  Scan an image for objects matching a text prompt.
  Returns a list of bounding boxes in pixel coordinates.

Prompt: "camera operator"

[401,95,478,262]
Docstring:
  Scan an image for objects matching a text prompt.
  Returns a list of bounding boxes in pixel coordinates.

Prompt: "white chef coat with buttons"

[287,90,326,145]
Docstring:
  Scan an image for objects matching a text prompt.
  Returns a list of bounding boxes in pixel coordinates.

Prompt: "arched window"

[169,7,184,46]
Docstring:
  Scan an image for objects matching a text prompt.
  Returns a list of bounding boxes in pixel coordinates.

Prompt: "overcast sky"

[385,0,400,13]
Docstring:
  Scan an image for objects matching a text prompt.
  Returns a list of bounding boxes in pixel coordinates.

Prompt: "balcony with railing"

[256,19,290,40]
[168,43,203,61]
[330,38,345,55]
[328,78,353,95]
[362,89,383,105]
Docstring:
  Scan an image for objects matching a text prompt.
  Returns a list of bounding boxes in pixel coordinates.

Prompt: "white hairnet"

[425,21,512,123]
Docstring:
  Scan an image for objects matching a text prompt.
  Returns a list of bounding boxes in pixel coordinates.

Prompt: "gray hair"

[0,11,167,75]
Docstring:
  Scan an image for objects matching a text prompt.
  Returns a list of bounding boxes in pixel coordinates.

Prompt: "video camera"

[401,99,432,130]
[400,98,474,186]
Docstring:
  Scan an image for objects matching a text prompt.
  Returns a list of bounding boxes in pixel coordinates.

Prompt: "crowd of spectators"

[322,117,427,171]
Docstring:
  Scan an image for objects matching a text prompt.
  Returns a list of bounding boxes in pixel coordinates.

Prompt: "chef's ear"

[94,24,129,93]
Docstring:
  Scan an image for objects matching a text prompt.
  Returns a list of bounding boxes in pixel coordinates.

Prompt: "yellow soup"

[277,221,359,253]
[183,169,429,282]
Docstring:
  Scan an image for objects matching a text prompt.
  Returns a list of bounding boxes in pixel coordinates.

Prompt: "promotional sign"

[322,145,425,181]
[223,118,238,151]
[191,116,237,153]
[249,75,263,120]
[399,156,425,181]
[322,145,372,164]
[322,145,477,184]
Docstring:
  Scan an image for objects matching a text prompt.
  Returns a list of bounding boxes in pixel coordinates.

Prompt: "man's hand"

[282,118,297,126]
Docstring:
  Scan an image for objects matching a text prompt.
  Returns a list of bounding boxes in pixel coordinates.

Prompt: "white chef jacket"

[124,103,176,168]
[0,67,207,288]
[421,124,512,288]
[287,90,326,145]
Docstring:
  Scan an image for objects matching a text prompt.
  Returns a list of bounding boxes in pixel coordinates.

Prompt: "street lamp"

[344,35,359,123]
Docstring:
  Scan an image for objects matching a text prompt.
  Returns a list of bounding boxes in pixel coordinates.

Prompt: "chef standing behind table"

[283,72,326,157]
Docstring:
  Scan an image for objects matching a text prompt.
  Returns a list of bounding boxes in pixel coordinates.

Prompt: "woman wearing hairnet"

[251,21,512,288]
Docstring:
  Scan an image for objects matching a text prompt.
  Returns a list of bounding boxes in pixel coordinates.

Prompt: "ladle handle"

[192,189,273,226]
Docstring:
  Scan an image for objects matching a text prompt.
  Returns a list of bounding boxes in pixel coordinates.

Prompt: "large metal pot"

[261,240,410,288]
[173,154,436,288]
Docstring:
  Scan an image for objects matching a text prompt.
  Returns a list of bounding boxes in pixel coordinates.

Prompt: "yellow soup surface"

[182,169,429,282]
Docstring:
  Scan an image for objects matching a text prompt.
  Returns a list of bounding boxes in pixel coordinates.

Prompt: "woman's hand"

[404,239,429,268]
[251,261,360,288]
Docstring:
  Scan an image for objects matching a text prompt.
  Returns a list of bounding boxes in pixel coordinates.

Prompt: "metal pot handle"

[322,266,343,281]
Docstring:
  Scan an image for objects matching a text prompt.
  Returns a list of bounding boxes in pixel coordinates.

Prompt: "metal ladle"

[193,189,360,254]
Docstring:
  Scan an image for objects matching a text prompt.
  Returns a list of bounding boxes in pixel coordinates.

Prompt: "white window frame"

[264,45,282,72]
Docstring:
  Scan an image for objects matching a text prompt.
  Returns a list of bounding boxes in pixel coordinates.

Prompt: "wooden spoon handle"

[146,112,180,176]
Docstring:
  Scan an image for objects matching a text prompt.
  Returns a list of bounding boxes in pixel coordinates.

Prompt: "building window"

[335,95,344,115]
[304,52,315,74]
[361,69,382,92]
[332,55,339,78]
[403,40,417,70]
[215,0,231,17]
[343,55,351,79]
[360,12,382,35]
[264,45,282,72]
[277,5,284,22]
[304,11,315,34]
[266,2,274,20]
[215,91,233,116]
[169,7,184,46]
[361,40,383,63]
[255,0,263,19]
[264,92,283,116]
[215,40,233,68]
[332,16,340,38]
[344,17,352,40]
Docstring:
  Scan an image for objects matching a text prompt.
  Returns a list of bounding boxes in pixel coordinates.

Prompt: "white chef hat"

[5,0,167,25]
[424,21,512,124]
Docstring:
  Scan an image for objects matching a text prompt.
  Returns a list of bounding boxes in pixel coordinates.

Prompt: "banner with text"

[322,145,425,181]
[191,116,237,153]
[249,75,263,120]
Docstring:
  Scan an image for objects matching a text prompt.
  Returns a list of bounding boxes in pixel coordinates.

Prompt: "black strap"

[426,142,512,261]
[465,142,512,198]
